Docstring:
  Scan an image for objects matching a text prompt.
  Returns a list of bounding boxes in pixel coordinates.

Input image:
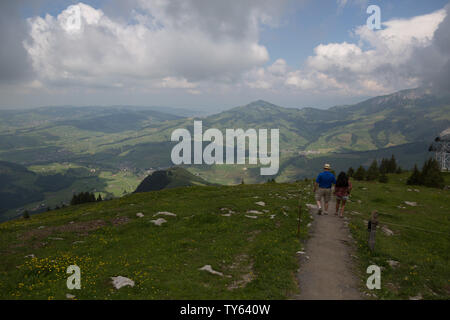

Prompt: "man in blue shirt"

[314,163,336,215]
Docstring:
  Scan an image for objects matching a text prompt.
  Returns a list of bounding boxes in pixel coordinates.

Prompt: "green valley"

[1,88,449,220]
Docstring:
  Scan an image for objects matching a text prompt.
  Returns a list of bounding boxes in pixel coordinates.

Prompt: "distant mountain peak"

[245,100,279,109]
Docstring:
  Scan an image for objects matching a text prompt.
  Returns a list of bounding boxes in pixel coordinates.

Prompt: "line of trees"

[345,155,444,189]
[70,192,103,206]
[347,155,401,183]
[407,158,444,189]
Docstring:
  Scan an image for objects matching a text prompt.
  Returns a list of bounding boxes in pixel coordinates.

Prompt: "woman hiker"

[334,172,352,218]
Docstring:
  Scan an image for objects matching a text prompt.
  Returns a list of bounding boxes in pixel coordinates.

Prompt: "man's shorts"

[315,188,332,202]
[336,195,349,201]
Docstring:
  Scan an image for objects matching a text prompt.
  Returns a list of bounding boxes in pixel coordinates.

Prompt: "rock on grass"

[246,210,263,215]
[150,218,167,226]
[199,265,223,277]
[111,276,135,289]
[153,211,177,217]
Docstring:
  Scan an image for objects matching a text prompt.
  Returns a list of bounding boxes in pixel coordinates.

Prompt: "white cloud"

[245,7,448,96]
[6,1,449,107]
[23,1,284,92]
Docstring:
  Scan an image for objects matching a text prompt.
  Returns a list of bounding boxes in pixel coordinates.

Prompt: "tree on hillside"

[366,160,379,181]
[23,210,30,219]
[396,166,403,174]
[347,167,354,177]
[378,173,388,183]
[407,164,421,185]
[71,192,97,206]
[388,155,397,173]
[421,158,444,188]
[353,166,366,181]
[379,158,389,174]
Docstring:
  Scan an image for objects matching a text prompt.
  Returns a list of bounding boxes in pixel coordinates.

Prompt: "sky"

[0,0,449,112]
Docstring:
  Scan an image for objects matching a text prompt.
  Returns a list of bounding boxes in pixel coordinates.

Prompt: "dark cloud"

[427,4,450,92]
[412,4,450,93]
[0,0,34,84]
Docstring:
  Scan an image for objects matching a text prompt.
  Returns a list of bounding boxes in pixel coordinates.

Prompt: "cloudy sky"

[0,0,449,111]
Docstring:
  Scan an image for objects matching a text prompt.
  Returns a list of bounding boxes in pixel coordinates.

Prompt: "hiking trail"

[293,198,363,300]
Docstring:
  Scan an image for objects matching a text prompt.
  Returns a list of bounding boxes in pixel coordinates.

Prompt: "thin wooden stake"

[297,199,302,238]
[368,210,378,251]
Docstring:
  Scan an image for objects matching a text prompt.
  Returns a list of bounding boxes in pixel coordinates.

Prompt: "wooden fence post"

[368,210,378,251]
[297,200,302,238]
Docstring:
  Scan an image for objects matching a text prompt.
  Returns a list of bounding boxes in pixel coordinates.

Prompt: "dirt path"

[293,198,363,300]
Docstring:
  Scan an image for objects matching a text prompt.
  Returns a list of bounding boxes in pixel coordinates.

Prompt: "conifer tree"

[347,167,354,177]
[366,160,379,181]
[353,166,366,181]
[421,158,444,188]
[379,158,389,174]
[379,173,388,183]
[407,164,421,185]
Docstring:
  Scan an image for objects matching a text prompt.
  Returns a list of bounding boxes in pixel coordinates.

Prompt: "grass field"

[1,173,448,300]
[0,182,313,300]
[346,172,450,299]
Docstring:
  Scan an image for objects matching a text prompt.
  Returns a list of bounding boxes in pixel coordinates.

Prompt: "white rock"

[136,212,144,218]
[255,201,266,206]
[245,215,258,219]
[414,189,420,192]
[199,265,223,277]
[153,211,177,217]
[409,294,423,300]
[111,276,135,289]
[381,226,394,236]
[246,210,263,215]
[66,293,76,299]
[387,260,399,268]
[150,218,167,226]
[270,215,276,219]
[221,214,231,217]
[37,226,45,229]
[404,201,418,207]
[24,254,35,259]
[305,204,318,210]
[296,251,306,255]
[307,223,312,228]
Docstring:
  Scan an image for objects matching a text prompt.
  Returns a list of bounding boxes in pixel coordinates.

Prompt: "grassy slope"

[0,182,313,300]
[347,173,450,299]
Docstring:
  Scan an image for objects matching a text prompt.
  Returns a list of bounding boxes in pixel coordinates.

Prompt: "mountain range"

[0,87,449,218]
